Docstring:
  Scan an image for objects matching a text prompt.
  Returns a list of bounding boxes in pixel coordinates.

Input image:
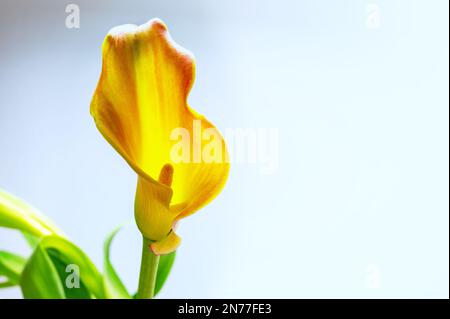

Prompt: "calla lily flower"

[90,19,229,255]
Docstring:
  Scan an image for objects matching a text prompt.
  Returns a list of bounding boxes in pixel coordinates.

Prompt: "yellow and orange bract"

[90,19,229,255]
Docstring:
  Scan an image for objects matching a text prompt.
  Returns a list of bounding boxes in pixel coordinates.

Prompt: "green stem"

[137,237,160,299]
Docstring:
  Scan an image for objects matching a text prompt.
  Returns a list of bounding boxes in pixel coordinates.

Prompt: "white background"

[0,0,448,298]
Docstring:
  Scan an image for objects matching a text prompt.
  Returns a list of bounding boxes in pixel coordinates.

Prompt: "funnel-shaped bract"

[91,19,229,254]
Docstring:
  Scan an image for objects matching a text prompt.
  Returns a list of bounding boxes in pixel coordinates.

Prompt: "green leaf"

[154,251,176,296]
[103,226,130,299]
[0,280,15,288]
[20,236,105,299]
[0,189,64,238]
[133,251,176,297]
[48,253,92,299]
[39,236,105,299]
[20,245,66,298]
[0,250,27,285]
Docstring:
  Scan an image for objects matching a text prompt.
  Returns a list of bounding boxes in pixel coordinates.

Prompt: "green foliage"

[20,245,66,298]
[37,236,104,298]
[155,251,176,296]
[20,236,104,299]
[0,188,177,299]
[103,226,131,298]
[0,250,26,285]
[0,189,64,237]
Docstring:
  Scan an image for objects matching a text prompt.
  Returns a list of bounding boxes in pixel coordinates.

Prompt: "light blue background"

[0,0,448,298]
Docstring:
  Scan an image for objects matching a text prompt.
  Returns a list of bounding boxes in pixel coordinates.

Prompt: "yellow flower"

[90,19,229,255]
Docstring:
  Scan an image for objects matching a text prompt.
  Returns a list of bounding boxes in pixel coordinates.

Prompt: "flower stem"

[137,237,160,299]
